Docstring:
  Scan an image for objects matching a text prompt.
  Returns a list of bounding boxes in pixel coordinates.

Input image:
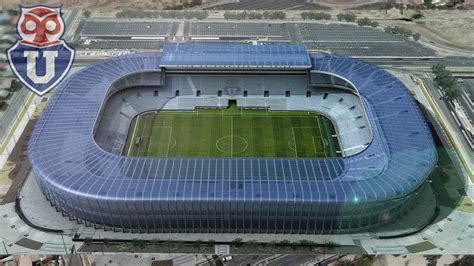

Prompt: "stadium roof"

[160,43,312,69]
[29,51,436,208]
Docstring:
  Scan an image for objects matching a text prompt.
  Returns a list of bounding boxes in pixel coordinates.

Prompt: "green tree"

[231,238,243,248]
[247,240,259,247]
[83,10,91,18]
[357,17,367,26]
[298,239,313,247]
[432,63,445,74]
[337,12,357,22]
[431,64,461,101]
[207,239,215,247]
[344,12,357,22]
[424,255,441,266]
[132,238,147,249]
[412,32,421,41]
[10,79,22,91]
[444,86,462,101]
[191,0,202,6]
[84,237,93,245]
[289,241,298,251]
[193,239,203,250]
[248,12,263,19]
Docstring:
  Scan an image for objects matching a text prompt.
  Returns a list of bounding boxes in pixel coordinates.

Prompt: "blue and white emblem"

[7,6,74,96]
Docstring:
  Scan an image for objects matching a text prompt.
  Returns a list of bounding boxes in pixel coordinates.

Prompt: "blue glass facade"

[29,46,436,233]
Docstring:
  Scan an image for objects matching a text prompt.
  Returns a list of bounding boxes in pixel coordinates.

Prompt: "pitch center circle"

[216,135,248,154]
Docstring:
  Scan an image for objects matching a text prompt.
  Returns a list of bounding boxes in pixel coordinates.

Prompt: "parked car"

[222,256,233,262]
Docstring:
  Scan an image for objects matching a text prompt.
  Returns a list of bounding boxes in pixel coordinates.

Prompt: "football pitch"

[123,102,340,158]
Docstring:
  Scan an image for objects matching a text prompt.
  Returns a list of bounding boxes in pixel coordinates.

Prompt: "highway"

[425,77,473,144]
[360,57,474,68]
[420,76,473,178]
[198,254,336,266]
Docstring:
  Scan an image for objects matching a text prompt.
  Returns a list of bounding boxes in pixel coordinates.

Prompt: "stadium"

[28,43,437,234]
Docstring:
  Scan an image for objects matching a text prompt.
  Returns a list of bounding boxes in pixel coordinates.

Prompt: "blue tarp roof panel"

[160,43,312,69]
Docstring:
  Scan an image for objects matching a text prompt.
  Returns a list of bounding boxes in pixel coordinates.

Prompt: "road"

[361,57,474,68]
[418,35,474,57]
[267,255,317,266]
[197,254,333,266]
[420,76,473,180]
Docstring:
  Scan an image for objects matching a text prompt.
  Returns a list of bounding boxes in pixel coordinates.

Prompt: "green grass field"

[123,101,340,158]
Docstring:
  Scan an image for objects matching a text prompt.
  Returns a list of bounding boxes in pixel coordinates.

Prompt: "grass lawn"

[406,241,437,253]
[123,101,340,158]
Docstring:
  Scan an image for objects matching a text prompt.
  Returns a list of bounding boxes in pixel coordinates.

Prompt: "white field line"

[312,137,318,156]
[138,116,150,156]
[292,127,321,158]
[315,116,328,157]
[127,116,141,156]
[231,116,233,158]
[166,127,173,157]
[291,127,298,158]
[146,126,173,156]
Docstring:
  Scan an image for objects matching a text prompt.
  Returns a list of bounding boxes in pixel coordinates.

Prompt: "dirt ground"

[2,1,472,50]
[416,10,474,49]
[300,9,474,50]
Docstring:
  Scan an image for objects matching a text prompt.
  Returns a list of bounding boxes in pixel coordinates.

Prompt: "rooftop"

[160,43,312,70]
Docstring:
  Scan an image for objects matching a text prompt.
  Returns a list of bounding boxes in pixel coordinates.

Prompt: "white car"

[222,256,233,262]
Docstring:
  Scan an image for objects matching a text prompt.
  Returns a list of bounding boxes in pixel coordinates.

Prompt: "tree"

[207,239,215,247]
[10,79,22,91]
[193,239,203,250]
[248,12,263,19]
[444,86,462,101]
[431,63,461,101]
[263,11,285,19]
[191,0,202,6]
[357,17,378,27]
[247,240,259,248]
[298,239,314,247]
[357,17,370,26]
[289,241,298,251]
[336,12,357,22]
[424,255,441,266]
[301,12,331,20]
[344,12,357,22]
[432,63,445,74]
[132,238,147,249]
[84,237,93,245]
[231,238,243,248]
[83,10,91,18]
[452,256,474,266]
[412,32,421,41]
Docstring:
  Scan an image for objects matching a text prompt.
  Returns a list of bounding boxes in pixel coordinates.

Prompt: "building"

[29,44,436,234]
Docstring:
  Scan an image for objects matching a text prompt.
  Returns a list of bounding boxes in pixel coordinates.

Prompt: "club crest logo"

[224,79,241,97]
[7,6,75,96]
